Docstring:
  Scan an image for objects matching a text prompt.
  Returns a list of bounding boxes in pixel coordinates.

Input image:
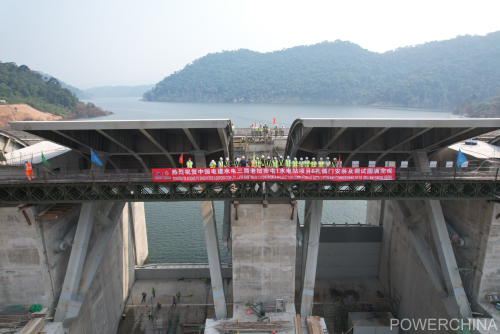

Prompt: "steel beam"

[96,129,149,172]
[290,126,313,158]
[139,129,176,166]
[344,127,390,166]
[0,180,499,204]
[322,127,347,150]
[376,128,433,163]
[300,200,323,318]
[184,128,201,151]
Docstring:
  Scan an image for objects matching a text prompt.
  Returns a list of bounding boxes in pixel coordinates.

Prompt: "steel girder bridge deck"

[1,180,499,204]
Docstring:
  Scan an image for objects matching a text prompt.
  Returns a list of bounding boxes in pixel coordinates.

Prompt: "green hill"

[0,62,111,118]
[144,32,500,108]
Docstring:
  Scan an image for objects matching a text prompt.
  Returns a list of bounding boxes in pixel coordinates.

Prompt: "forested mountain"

[0,62,111,118]
[37,71,93,99]
[144,32,500,108]
[84,85,154,98]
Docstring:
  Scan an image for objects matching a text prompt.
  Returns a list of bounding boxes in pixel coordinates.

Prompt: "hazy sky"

[2,0,499,89]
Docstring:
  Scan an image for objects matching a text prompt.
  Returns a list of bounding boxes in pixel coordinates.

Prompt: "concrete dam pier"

[1,118,500,333]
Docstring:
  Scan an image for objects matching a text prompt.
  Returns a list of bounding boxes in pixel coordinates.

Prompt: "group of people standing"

[125,287,181,322]
[190,155,341,168]
[250,123,285,137]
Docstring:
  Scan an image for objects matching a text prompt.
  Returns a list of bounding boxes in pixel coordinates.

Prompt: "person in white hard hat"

[266,156,272,168]
[318,157,324,168]
[299,157,304,168]
[278,155,284,167]
[326,157,331,168]
[292,157,298,167]
[285,156,291,167]
[311,157,317,167]
[333,157,338,167]
[218,157,224,168]
[241,156,247,167]
[210,160,216,168]
[224,157,230,167]
[272,157,278,168]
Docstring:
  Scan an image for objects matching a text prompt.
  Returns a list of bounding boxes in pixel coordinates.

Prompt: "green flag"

[41,152,50,166]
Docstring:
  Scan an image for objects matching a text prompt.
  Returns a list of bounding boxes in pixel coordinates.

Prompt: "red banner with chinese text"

[152,167,395,182]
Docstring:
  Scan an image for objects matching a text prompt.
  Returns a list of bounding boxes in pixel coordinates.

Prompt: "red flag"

[179,153,184,165]
[272,118,276,124]
[338,154,341,167]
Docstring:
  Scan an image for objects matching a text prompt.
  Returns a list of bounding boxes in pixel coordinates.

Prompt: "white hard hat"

[257,157,260,160]
[327,157,330,160]
[294,157,297,160]
[242,156,245,159]
[333,157,337,160]
[280,156,283,159]
[237,158,240,161]
[220,157,223,160]
[306,157,309,160]
[274,157,277,160]
[267,156,270,159]
[261,155,265,158]
[312,158,315,160]
[226,157,229,160]
[300,157,303,160]
[320,158,323,160]
[211,160,215,162]
[287,156,290,159]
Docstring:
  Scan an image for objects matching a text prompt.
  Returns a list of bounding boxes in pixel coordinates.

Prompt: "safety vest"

[332,161,337,167]
[311,161,317,168]
[285,159,291,167]
[278,159,284,167]
[326,161,331,167]
[218,161,224,168]
[318,161,324,167]
[235,160,240,167]
[259,127,263,132]
[265,160,272,167]
[256,160,261,167]
[272,160,278,168]
[186,161,193,168]
[304,160,310,167]
[292,160,298,167]
[232,125,235,131]
[25,162,32,171]
[224,161,230,167]
[275,126,278,131]
[210,162,216,168]
[298,161,304,167]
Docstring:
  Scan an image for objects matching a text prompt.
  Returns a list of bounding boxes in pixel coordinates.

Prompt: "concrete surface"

[117,278,233,334]
[231,203,297,305]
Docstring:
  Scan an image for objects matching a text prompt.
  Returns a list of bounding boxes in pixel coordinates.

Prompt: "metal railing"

[233,128,289,137]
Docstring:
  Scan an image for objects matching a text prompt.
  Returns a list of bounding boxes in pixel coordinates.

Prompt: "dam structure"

[1,118,500,333]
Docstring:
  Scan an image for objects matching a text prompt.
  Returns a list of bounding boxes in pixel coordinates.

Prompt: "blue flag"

[90,148,103,166]
[456,149,468,167]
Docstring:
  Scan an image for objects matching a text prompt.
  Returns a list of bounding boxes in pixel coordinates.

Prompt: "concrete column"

[425,199,471,318]
[413,151,471,318]
[201,201,228,318]
[77,202,126,297]
[300,200,323,318]
[55,202,99,323]
[222,200,231,249]
[194,150,227,318]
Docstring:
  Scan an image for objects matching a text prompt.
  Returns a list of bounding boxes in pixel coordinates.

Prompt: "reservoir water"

[82,97,456,264]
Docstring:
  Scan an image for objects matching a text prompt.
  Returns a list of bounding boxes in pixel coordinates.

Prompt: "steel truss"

[1,180,499,204]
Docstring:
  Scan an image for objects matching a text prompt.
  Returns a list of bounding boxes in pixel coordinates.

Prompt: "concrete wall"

[0,202,148,334]
[0,204,80,314]
[440,200,500,315]
[376,200,451,333]
[231,203,296,304]
[296,226,382,278]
